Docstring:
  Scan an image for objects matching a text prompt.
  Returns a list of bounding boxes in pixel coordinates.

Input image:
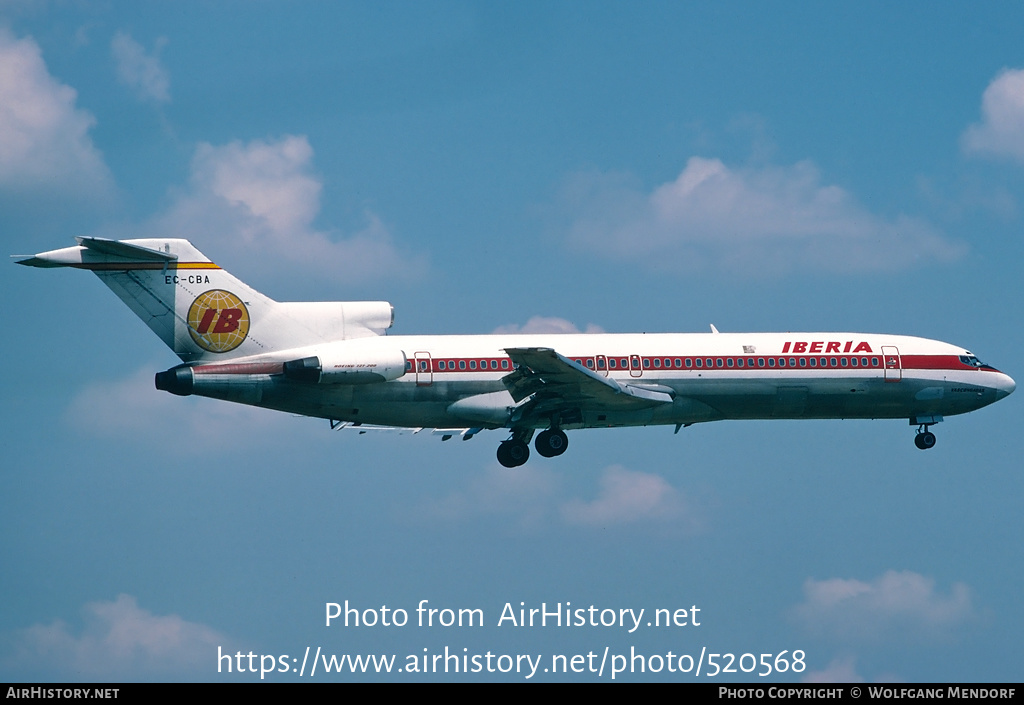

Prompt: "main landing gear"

[497,438,530,468]
[535,429,569,458]
[497,428,569,467]
[914,425,937,450]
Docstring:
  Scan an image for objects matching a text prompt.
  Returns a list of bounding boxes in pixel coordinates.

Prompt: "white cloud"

[793,570,976,642]
[412,464,560,531]
[5,594,228,678]
[962,68,1024,162]
[111,31,170,104]
[193,137,319,234]
[414,464,698,533]
[560,465,694,528]
[0,27,112,194]
[492,316,605,335]
[149,135,425,285]
[558,157,963,275]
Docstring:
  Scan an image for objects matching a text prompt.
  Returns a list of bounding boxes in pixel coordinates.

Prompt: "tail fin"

[16,237,393,362]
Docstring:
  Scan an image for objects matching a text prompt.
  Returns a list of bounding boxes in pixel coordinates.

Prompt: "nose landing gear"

[914,426,937,450]
[911,416,941,451]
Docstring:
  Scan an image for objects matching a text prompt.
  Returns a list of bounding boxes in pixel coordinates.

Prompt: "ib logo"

[187,290,250,353]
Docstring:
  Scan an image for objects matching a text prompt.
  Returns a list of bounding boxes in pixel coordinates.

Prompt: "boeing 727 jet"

[17,238,1015,467]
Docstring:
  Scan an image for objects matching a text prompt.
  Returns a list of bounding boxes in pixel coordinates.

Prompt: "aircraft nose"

[995,372,1015,401]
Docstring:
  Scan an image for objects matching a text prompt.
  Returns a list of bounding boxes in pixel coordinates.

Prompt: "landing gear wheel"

[535,429,569,458]
[914,431,936,450]
[497,439,530,467]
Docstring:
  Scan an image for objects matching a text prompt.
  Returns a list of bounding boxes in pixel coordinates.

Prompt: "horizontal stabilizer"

[16,237,180,268]
[76,237,177,262]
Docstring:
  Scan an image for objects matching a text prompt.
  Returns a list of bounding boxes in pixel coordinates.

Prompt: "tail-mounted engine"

[283,347,407,384]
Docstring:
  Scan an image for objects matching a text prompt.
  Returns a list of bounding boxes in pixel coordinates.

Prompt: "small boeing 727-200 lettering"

[17,238,1015,467]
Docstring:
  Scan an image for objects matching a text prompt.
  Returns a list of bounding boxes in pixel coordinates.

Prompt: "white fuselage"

[183,331,1015,431]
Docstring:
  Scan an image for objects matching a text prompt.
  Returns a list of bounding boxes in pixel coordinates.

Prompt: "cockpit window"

[959,355,985,368]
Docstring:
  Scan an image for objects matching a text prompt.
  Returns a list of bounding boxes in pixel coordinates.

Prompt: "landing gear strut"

[535,429,569,458]
[914,426,937,450]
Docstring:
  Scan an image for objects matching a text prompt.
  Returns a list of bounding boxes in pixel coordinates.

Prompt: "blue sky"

[1,2,1022,682]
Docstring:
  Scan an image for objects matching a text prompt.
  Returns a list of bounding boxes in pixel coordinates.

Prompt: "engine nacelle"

[283,347,407,385]
[155,365,193,396]
[447,390,516,425]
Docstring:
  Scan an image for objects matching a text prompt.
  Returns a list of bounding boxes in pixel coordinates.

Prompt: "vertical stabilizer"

[17,238,393,362]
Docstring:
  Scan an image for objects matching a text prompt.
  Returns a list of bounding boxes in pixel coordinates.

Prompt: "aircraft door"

[595,355,609,377]
[881,346,901,382]
[414,351,433,386]
[629,354,643,378]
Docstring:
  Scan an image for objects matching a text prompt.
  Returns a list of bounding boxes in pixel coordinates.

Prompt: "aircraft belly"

[675,377,951,421]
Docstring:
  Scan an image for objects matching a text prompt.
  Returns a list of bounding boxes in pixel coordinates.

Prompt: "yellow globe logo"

[187,290,250,353]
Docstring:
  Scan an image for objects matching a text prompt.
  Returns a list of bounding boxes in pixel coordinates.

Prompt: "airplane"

[16,237,1015,467]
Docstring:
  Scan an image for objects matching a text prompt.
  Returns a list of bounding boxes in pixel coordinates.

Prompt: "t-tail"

[16,237,394,364]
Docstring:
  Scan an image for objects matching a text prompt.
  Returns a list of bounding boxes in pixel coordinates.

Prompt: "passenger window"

[696,358,703,368]
[643,358,651,368]
[653,358,661,368]
[502,360,509,369]
[789,358,796,367]
[686,358,693,367]
[459,360,466,370]
[470,360,477,369]
[586,358,594,369]
[800,358,807,367]
[674,358,682,368]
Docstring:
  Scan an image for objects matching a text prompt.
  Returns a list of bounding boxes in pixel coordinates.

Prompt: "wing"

[502,347,674,426]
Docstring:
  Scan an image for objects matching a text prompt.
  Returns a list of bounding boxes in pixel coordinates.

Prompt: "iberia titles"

[782,341,874,354]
